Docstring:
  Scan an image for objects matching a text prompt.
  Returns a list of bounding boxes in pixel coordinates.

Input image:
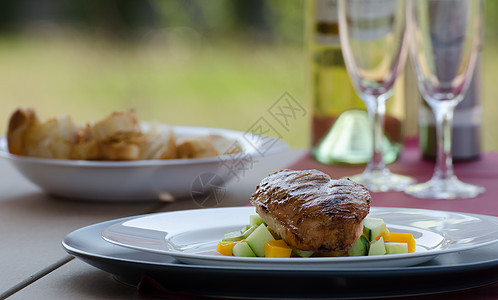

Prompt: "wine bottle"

[308,0,405,165]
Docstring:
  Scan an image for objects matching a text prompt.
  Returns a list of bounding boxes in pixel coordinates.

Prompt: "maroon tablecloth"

[288,140,498,216]
[286,141,498,299]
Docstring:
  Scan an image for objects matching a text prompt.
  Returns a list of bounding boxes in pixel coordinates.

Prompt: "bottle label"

[315,0,338,23]
[314,0,340,45]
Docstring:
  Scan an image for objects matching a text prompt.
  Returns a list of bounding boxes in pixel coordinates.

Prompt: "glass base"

[404,176,485,199]
[348,169,415,192]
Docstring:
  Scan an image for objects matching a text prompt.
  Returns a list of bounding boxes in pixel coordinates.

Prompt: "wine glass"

[338,0,415,192]
[405,0,485,199]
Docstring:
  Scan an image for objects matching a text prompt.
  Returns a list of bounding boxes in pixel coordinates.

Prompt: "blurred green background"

[0,0,496,150]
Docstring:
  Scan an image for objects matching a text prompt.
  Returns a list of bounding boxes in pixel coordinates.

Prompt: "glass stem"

[365,95,387,173]
[432,102,457,181]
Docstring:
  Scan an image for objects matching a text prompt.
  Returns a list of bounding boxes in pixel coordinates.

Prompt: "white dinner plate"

[101,206,498,269]
[0,124,287,201]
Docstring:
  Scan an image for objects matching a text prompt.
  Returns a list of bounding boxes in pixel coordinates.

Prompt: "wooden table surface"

[1,148,497,299]
[0,149,301,299]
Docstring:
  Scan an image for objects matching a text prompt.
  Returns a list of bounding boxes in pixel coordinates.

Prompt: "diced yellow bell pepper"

[264,240,292,258]
[385,232,416,253]
[374,228,390,241]
[216,241,238,256]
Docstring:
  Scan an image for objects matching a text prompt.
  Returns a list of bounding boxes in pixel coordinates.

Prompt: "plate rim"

[63,213,498,273]
[101,206,498,267]
[62,215,498,298]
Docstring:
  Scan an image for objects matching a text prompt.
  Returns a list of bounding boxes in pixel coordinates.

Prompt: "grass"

[0,31,497,151]
[0,32,309,147]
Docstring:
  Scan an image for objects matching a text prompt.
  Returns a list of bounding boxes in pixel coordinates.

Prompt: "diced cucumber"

[240,225,251,232]
[245,223,275,257]
[250,215,265,227]
[385,242,408,254]
[223,223,259,242]
[241,224,258,239]
[368,237,386,256]
[363,218,387,241]
[222,230,244,242]
[348,235,370,256]
[232,241,256,257]
[292,248,314,258]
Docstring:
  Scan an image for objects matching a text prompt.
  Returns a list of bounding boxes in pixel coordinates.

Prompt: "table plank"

[7,259,140,300]
[0,160,164,296]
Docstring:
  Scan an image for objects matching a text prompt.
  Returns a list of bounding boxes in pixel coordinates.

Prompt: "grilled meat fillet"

[250,169,371,256]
